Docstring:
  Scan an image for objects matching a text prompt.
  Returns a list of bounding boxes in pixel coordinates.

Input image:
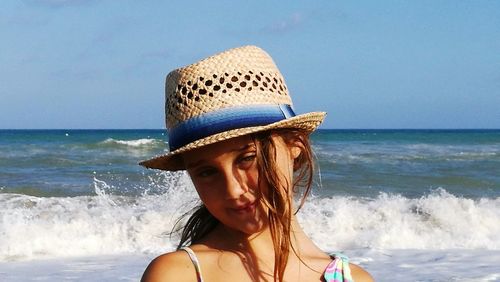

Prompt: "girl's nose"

[224,171,247,199]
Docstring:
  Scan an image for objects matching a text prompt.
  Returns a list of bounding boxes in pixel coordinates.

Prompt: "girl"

[140,46,373,282]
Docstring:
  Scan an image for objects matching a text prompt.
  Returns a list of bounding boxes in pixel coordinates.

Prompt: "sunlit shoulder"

[141,251,196,282]
[350,263,375,282]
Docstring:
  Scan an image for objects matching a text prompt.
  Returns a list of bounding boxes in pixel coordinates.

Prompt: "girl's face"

[182,134,299,235]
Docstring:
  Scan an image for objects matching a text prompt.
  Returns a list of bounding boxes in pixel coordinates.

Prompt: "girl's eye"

[239,154,256,165]
[197,168,217,178]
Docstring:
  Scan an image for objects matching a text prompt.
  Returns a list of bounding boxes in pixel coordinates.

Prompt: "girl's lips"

[231,202,256,214]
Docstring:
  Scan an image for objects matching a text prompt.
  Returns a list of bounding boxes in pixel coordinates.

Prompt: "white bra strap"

[181,247,204,282]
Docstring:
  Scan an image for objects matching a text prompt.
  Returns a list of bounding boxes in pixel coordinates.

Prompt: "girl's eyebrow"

[237,143,255,151]
[186,143,256,169]
[186,160,204,170]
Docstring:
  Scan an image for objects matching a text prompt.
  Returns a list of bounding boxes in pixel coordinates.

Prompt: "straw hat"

[140,46,326,170]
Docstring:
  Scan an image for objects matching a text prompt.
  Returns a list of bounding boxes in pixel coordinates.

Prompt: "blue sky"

[1,0,499,129]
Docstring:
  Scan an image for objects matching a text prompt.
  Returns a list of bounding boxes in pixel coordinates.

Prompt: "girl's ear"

[290,143,302,160]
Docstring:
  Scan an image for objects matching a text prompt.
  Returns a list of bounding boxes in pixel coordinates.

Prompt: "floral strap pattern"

[323,253,354,282]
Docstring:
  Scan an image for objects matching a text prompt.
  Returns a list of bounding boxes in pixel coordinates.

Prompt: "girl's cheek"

[193,183,213,202]
[197,191,218,210]
[247,168,260,190]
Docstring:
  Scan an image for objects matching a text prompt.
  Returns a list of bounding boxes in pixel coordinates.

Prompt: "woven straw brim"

[139,111,326,171]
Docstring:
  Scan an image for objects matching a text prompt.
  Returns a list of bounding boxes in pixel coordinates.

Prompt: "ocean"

[1,129,499,281]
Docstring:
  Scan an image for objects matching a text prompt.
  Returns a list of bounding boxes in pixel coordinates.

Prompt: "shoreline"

[1,249,500,281]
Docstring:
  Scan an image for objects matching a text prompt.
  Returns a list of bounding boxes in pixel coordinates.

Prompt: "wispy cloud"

[75,16,136,60]
[4,12,50,26]
[22,0,97,9]
[50,67,101,80]
[261,12,304,34]
[141,49,171,60]
[92,16,136,44]
[118,48,171,77]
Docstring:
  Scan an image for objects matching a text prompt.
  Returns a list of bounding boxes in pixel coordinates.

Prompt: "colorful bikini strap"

[324,253,354,282]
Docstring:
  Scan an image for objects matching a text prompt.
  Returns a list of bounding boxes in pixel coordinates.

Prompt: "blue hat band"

[168,104,296,151]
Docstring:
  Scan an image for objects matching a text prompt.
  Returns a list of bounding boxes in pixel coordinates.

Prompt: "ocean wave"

[315,143,500,164]
[1,181,499,261]
[301,189,500,251]
[100,138,163,147]
[0,173,196,262]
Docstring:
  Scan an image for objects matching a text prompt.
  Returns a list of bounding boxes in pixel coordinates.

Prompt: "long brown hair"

[174,128,315,282]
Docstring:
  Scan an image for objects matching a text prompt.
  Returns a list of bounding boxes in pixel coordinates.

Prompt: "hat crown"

[140,45,326,170]
[165,46,292,130]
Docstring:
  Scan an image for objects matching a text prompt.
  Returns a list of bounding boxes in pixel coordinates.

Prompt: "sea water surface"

[1,129,499,281]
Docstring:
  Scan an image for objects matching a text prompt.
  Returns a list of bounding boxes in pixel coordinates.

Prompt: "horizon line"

[1,128,499,131]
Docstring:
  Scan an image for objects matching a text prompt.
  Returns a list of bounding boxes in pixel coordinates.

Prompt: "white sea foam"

[299,189,500,251]
[314,143,500,164]
[101,138,162,147]
[0,172,196,262]
[1,179,500,281]
[2,249,500,281]
[1,178,499,263]
[349,249,500,282]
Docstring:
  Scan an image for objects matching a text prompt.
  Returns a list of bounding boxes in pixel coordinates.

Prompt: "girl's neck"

[197,215,331,281]
[210,222,274,253]
[206,215,321,258]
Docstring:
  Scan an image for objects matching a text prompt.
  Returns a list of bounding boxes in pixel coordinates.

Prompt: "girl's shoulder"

[326,253,374,282]
[141,250,196,282]
[349,263,374,282]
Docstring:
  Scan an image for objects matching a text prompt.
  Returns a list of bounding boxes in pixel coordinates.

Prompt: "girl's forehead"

[182,135,255,163]
[206,135,255,152]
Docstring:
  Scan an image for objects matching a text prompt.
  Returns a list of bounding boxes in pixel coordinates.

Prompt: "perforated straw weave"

[140,46,326,171]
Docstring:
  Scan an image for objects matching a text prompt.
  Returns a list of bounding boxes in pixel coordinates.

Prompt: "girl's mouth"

[231,202,256,214]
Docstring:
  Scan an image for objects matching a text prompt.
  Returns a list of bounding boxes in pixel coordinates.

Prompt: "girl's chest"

[197,255,331,282]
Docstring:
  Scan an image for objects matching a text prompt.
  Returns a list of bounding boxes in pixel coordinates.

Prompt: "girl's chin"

[217,205,269,235]
[222,219,267,236]
[240,222,267,235]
